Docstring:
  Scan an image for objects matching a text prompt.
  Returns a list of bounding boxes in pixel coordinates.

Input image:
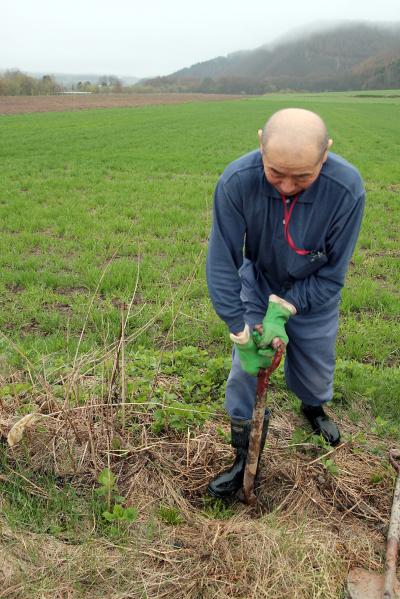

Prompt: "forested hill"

[139,23,400,93]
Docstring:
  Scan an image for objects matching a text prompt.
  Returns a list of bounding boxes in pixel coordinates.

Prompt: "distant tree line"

[72,75,124,93]
[0,71,62,95]
[0,70,129,96]
[3,46,400,97]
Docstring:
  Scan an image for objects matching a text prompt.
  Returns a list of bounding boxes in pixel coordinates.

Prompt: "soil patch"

[0,93,247,115]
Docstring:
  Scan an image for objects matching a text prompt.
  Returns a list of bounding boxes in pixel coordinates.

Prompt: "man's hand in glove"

[253,295,296,349]
[230,324,274,376]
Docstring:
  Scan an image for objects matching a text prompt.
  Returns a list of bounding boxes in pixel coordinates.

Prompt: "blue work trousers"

[225,260,339,420]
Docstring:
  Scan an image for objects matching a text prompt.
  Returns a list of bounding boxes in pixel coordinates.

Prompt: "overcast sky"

[2,0,400,78]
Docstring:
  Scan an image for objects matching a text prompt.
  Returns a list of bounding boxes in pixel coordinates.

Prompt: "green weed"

[369,471,385,484]
[201,496,236,519]
[371,416,399,439]
[95,467,138,534]
[320,458,339,476]
[156,505,183,526]
[95,467,126,507]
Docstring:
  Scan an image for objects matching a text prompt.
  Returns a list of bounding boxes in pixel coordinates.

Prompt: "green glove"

[253,300,292,349]
[234,336,275,376]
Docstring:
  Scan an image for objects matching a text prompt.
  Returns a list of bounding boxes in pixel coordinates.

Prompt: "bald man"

[206,108,365,500]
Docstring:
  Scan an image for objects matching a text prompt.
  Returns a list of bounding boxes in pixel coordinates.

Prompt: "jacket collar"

[264,177,318,203]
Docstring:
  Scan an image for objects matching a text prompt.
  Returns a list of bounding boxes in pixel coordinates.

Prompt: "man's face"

[260,141,329,196]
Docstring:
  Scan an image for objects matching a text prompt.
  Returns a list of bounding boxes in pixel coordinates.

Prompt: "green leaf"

[122,507,138,522]
[290,427,309,445]
[112,504,124,518]
[102,510,115,522]
[111,436,122,450]
[98,468,116,488]
[322,458,338,476]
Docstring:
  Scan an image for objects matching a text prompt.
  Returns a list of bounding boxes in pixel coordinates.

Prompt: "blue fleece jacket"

[206,150,365,334]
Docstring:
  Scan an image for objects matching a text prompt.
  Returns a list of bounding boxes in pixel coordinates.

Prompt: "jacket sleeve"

[283,191,365,313]
[206,177,247,333]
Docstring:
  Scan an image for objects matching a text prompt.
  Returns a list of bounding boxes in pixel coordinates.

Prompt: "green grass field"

[0,92,399,598]
[0,92,399,413]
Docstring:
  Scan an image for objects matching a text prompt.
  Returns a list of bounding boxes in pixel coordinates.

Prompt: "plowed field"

[0,92,246,114]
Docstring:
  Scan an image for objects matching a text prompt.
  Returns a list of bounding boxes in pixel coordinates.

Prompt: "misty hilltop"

[139,22,400,93]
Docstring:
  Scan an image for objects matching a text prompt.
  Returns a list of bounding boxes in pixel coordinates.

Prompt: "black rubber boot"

[301,403,340,447]
[207,412,270,500]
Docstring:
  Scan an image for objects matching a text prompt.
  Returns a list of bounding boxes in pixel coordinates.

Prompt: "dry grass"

[0,367,396,598]
[0,268,396,597]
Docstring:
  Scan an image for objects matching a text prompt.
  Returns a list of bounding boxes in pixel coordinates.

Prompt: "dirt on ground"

[0,93,247,115]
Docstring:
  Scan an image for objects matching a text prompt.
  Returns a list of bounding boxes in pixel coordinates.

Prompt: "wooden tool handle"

[242,343,285,505]
[383,450,400,598]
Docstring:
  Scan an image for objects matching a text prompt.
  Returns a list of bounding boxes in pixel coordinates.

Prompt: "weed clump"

[0,346,397,598]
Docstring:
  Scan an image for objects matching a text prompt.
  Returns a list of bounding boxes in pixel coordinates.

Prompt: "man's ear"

[322,138,333,163]
[258,129,263,152]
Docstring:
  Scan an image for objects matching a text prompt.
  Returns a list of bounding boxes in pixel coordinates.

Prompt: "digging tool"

[347,448,400,599]
[241,340,285,505]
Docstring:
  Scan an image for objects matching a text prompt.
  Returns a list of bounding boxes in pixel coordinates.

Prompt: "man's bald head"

[258,108,332,196]
[260,108,329,164]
